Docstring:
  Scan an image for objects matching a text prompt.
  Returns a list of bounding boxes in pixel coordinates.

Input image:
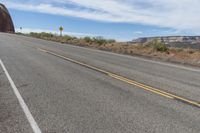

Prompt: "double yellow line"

[36,47,200,108]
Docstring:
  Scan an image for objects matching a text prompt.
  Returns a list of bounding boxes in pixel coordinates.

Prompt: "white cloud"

[133,31,143,34]
[3,0,200,34]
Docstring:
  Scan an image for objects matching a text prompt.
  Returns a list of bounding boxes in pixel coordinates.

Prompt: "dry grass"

[26,32,200,67]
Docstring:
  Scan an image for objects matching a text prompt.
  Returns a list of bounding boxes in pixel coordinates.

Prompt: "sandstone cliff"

[0,3,15,33]
[132,36,200,49]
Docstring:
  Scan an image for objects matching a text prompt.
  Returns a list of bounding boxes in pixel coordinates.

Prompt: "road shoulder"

[0,61,33,133]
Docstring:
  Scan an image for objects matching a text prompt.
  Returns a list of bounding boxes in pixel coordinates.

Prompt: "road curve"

[0,32,200,133]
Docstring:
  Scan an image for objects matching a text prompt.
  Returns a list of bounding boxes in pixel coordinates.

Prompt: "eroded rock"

[0,3,15,33]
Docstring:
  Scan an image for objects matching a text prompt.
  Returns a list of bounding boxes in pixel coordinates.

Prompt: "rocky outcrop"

[0,3,15,33]
[132,36,200,49]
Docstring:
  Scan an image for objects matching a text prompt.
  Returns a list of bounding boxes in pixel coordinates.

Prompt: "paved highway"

[0,32,200,133]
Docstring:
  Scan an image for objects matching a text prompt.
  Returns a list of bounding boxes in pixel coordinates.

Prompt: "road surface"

[0,32,200,133]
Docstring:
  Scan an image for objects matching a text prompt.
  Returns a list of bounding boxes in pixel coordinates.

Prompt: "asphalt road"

[0,32,200,133]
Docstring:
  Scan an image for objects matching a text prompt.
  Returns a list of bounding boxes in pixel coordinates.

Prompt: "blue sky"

[1,0,200,41]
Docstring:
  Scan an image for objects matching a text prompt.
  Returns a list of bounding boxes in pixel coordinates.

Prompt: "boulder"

[0,3,15,33]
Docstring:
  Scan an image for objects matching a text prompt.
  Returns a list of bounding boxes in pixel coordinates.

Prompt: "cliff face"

[0,3,15,33]
[132,36,200,49]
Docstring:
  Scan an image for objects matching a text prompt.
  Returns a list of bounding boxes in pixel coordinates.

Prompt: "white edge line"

[0,59,42,133]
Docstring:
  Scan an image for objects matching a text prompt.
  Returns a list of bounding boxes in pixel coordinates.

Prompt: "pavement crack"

[17,83,29,88]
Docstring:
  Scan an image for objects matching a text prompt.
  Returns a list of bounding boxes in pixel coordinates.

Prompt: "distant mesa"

[0,3,15,33]
[131,36,200,49]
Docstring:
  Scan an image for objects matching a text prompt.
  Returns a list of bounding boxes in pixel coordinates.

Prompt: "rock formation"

[0,3,15,33]
[132,36,200,49]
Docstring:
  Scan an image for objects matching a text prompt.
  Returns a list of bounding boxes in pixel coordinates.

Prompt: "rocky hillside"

[0,3,15,33]
[132,36,200,49]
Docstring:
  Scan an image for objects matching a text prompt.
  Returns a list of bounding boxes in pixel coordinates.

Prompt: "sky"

[1,0,200,41]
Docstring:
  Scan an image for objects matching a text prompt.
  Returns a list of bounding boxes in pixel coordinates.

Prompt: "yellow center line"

[36,47,200,108]
[109,74,200,106]
[108,74,174,99]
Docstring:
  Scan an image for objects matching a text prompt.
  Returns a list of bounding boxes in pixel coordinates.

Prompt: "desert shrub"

[63,35,73,41]
[29,32,40,38]
[107,39,116,43]
[40,32,54,38]
[175,48,184,52]
[93,36,107,46]
[28,32,116,47]
[71,36,77,40]
[84,36,93,43]
[184,48,195,54]
[149,39,168,52]
[29,32,54,38]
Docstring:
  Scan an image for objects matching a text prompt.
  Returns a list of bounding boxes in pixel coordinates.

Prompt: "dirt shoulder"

[20,33,200,68]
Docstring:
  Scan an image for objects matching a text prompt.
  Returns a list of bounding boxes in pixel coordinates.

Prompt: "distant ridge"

[132,36,200,49]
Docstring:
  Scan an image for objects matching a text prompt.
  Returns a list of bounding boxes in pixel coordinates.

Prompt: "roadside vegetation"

[21,32,200,67]
[149,39,168,52]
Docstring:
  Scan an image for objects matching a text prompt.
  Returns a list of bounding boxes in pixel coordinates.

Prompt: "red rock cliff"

[0,3,15,33]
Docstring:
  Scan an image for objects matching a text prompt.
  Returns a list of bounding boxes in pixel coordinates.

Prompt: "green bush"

[40,32,54,38]
[29,32,40,38]
[63,35,73,41]
[29,32,54,38]
[84,36,92,43]
[107,39,116,43]
[150,39,168,52]
[84,36,116,45]
[28,32,116,46]
[93,36,107,46]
